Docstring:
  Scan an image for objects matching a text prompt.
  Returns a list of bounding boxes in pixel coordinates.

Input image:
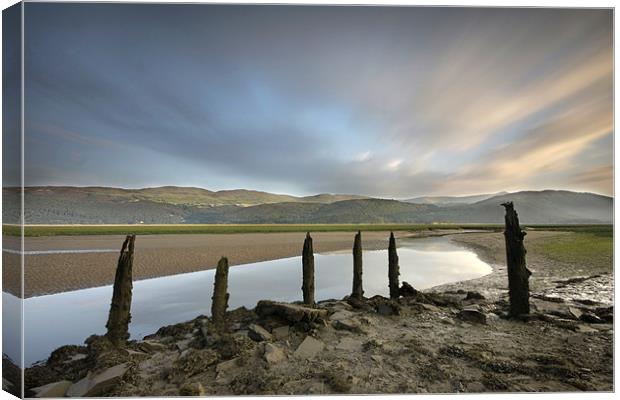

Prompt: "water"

[3,236,492,366]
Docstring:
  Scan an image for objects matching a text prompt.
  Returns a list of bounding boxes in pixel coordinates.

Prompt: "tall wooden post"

[105,234,136,347]
[302,232,315,306]
[352,231,364,300]
[211,257,230,325]
[502,202,531,317]
[388,232,400,299]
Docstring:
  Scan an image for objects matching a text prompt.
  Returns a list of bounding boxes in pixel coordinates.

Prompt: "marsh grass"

[3,223,502,237]
[530,228,613,273]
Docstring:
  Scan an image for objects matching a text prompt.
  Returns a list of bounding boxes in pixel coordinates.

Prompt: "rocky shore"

[14,230,614,396]
[23,284,613,396]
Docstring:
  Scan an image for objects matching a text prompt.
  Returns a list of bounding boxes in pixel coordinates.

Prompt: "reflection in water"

[12,236,491,366]
[2,250,22,369]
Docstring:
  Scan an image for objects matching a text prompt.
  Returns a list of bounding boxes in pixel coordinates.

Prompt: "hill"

[404,192,508,206]
[2,187,612,225]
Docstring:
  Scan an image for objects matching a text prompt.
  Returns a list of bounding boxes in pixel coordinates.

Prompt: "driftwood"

[255,300,328,323]
[105,235,136,347]
[352,231,364,300]
[388,232,400,299]
[502,202,531,317]
[211,257,230,325]
[302,233,315,306]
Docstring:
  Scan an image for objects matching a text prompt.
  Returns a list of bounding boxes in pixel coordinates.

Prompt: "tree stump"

[211,257,230,326]
[105,234,135,347]
[388,231,400,299]
[352,231,364,300]
[502,202,531,317]
[302,232,315,306]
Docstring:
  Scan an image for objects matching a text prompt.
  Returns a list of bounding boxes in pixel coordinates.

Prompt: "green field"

[530,225,613,272]
[2,223,612,237]
[2,223,506,237]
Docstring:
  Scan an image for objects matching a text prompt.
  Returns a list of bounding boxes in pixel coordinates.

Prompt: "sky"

[7,4,613,198]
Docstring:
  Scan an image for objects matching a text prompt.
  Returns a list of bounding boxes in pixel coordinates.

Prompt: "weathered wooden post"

[302,232,315,306]
[502,202,531,317]
[388,231,400,299]
[105,234,136,347]
[211,256,230,325]
[352,231,364,300]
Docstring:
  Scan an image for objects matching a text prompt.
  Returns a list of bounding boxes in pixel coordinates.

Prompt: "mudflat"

[5,231,417,298]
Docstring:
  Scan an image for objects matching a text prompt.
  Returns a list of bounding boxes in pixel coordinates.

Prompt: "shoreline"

[435,231,613,306]
[6,229,478,298]
[16,229,614,396]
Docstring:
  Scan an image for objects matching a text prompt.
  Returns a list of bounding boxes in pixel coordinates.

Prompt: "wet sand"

[432,231,613,305]
[4,231,421,298]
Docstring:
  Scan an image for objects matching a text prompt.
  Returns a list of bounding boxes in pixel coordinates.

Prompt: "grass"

[527,224,613,238]
[2,223,612,238]
[530,227,613,273]
[2,223,505,237]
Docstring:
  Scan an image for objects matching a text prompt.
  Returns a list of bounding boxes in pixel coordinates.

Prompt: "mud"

[20,230,614,395]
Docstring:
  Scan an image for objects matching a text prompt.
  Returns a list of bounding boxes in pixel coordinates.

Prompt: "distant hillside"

[2,187,612,225]
[405,192,508,206]
[443,190,613,224]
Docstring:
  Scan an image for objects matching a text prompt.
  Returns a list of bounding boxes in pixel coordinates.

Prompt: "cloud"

[570,165,613,195]
[437,98,612,194]
[22,5,613,197]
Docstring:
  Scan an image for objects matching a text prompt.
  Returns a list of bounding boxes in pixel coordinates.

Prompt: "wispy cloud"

[22,5,613,196]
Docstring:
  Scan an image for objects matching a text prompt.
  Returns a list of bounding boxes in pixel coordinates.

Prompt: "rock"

[533,294,565,303]
[175,338,192,352]
[330,310,362,332]
[294,336,325,359]
[574,299,600,306]
[124,349,148,358]
[335,337,362,352]
[457,308,487,324]
[232,330,250,339]
[465,291,485,300]
[377,303,399,316]
[215,357,240,385]
[428,293,462,307]
[137,340,168,353]
[179,383,205,396]
[322,300,353,312]
[568,307,583,320]
[590,323,613,332]
[417,303,441,313]
[594,306,613,322]
[399,281,419,297]
[216,357,239,374]
[64,354,88,363]
[256,301,328,323]
[575,325,598,334]
[31,381,72,398]
[248,324,273,342]
[66,363,128,397]
[272,326,290,340]
[332,319,361,332]
[580,312,604,324]
[263,343,286,365]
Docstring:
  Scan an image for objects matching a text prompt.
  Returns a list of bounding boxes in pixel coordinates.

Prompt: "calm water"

[3,236,492,366]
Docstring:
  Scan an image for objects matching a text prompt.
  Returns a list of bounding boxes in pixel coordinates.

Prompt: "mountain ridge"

[2,186,612,225]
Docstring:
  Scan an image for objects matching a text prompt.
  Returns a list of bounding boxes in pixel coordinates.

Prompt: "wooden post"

[388,231,400,299]
[502,202,531,317]
[211,257,230,325]
[105,234,135,347]
[302,232,315,306]
[352,231,364,300]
